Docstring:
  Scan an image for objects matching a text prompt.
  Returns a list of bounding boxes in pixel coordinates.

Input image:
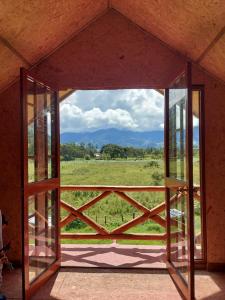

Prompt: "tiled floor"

[32,268,182,300]
[2,267,225,299]
[195,271,225,299]
[31,268,225,300]
[1,268,22,299]
[1,245,225,300]
[61,244,166,268]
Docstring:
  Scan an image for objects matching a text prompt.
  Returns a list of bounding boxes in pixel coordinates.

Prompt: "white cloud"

[60,89,164,133]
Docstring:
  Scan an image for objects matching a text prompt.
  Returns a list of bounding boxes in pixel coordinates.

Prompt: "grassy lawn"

[28,155,201,247]
[60,157,165,245]
[59,156,201,246]
[60,158,164,186]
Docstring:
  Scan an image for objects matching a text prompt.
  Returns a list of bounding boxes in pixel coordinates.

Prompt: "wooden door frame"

[192,84,207,268]
[21,68,61,300]
[20,67,206,299]
[165,62,195,299]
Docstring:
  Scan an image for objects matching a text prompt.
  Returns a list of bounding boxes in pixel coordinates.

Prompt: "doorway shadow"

[195,270,225,299]
[32,267,176,300]
[61,244,166,269]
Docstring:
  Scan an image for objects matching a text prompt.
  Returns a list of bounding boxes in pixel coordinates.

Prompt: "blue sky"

[60,89,164,133]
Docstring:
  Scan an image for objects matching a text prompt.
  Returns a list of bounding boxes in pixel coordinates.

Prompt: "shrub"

[144,161,159,168]
[151,171,164,185]
[65,219,87,230]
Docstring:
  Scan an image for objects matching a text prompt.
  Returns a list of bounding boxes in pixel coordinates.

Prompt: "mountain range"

[61,128,163,148]
[60,128,199,148]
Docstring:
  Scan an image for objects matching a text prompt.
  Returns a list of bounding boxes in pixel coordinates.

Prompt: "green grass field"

[28,154,202,246]
[60,157,165,245]
[59,156,202,246]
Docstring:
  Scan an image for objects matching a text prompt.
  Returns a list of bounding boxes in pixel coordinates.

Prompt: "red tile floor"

[61,243,166,269]
[1,244,225,299]
[33,268,182,300]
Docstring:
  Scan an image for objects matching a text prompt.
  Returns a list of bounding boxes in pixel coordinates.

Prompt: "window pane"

[27,79,35,182]
[169,88,186,180]
[169,190,188,281]
[27,82,57,182]
[192,90,203,260]
[28,190,57,283]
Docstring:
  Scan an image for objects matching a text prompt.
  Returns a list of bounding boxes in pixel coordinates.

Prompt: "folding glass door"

[21,69,60,299]
[165,63,195,299]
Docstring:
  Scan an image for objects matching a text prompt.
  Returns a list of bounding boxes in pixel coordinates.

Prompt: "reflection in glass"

[169,88,186,180]
[28,190,57,283]
[27,79,35,182]
[168,87,203,283]
[27,80,56,182]
[192,90,202,259]
[169,190,188,281]
[168,83,189,283]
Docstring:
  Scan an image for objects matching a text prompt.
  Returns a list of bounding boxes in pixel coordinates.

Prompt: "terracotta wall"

[0,9,225,266]
[0,82,22,263]
[31,10,186,89]
[193,66,225,267]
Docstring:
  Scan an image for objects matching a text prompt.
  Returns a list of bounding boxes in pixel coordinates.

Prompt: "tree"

[100,144,126,159]
[60,143,98,161]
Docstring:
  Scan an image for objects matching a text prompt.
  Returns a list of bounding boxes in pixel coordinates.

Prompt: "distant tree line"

[60,142,163,161]
[60,143,97,161]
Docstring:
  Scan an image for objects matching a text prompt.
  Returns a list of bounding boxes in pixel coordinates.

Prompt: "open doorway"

[59,89,167,268]
[22,66,205,299]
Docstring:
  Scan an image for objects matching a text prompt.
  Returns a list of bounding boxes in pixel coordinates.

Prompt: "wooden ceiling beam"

[196,25,225,63]
[0,36,31,67]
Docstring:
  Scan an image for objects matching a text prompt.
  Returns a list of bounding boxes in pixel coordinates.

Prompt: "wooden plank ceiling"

[0,0,225,91]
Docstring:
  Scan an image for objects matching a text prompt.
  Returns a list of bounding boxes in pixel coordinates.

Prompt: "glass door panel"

[169,83,188,282]
[192,88,204,261]
[165,63,194,299]
[169,87,186,180]
[27,80,57,183]
[28,190,57,283]
[21,69,60,300]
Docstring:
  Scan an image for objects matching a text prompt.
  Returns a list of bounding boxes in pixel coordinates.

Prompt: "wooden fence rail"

[60,185,200,241]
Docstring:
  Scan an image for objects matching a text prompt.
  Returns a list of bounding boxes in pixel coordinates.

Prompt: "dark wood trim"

[23,69,55,91]
[199,86,207,266]
[207,263,225,272]
[165,62,195,299]
[60,185,166,192]
[192,85,207,266]
[21,68,30,297]
[25,178,60,196]
[195,261,207,270]
[21,69,61,299]
[164,89,171,262]
[60,233,166,240]
[186,61,195,300]
[55,90,61,261]
[20,67,26,300]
